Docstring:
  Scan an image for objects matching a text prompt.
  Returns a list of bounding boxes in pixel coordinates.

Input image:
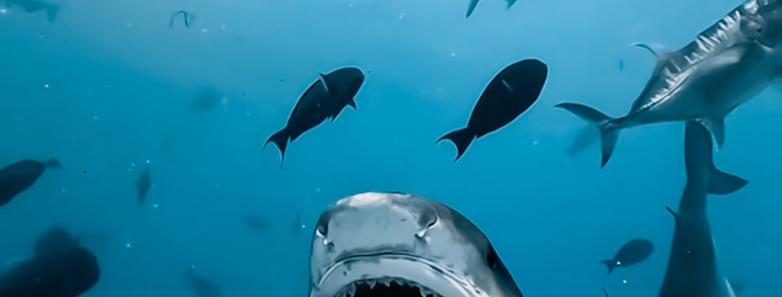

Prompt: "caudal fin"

[265,128,290,161]
[708,165,748,195]
[437,128,475,161]
[601,259,617,276]
[557,103,620,167]
[506,0,518,9]
[466,0,479,18]
[44,158,61,169]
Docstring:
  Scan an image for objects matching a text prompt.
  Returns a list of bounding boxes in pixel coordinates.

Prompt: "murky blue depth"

[1,0,781,296]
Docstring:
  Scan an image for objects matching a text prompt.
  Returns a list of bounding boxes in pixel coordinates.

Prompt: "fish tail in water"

[44,158,62,169]
[437,127,475,161]
[556,103,620,168]
[601,259,617,276]
[506,0,518,9]
[265,128,290,161]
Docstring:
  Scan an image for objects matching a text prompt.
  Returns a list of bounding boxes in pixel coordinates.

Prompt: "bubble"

[622,279,629,285]
[125,242,133,249]
[43,84,50,89]
[152,203,159,209]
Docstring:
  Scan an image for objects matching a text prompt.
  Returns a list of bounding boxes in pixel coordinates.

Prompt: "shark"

[656,121,748,297]
[308,192,524,297]
[558,0,782,167]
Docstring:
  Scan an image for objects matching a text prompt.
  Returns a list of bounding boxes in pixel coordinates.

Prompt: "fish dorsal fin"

[501,79,514,94]
[319,73,330,94]
[633,42,674,71]
[696,117,726,147]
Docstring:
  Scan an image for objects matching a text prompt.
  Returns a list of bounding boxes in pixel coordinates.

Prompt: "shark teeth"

[338,277,444,297]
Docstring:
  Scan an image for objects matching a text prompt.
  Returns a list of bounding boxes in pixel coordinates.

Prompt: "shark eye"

[486,246,500,270]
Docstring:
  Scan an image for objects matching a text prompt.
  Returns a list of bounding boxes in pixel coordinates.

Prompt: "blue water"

[1,0,781,296]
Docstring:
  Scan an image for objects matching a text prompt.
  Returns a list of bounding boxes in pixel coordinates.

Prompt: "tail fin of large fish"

[684,121,747,196]
[438,127,476,161]
[557,103,620,167]
[506,0,518,9]
[265,128,290,161]
[466,0,479,18]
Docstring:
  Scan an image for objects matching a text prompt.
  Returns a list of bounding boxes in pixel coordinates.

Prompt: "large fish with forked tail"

[559,0,782,167]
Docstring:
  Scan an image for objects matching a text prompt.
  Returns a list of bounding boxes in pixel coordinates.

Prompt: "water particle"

[145,159,151,164]
[43,84,50,89]
[130,162,136,167]
[125,242,132,249]
[399,12,406,19]
[316,187,321,193]
[0,8,7,14]
[152,203,159,209]
[201,28,208,33]
[92,115,99,120]
[622,280,629,285]
[450,52,456,57]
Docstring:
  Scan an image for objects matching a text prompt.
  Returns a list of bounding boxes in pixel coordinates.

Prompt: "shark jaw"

[308,192,523,297]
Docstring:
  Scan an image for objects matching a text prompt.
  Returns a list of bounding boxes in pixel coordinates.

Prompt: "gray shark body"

[308,192,524,297]
[559,0,782,167]
[657,121,748,297]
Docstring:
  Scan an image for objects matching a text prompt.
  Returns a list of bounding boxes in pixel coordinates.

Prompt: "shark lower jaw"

[310,254,484,297]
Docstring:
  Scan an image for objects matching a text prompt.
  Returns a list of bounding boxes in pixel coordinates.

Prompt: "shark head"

[308,192,524,297]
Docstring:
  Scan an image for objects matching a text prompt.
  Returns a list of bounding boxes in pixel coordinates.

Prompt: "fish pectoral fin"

[319,73,330,94]
[633,42,673,60]
[708,166,748,195]
[665,206,679,220]
[696,117,726,147]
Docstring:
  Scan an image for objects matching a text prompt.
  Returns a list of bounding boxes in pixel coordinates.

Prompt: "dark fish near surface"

[170,10,195,29]
[0,227,100,297]
[4,0,59,21]
[241,214,269,232]
[185,268,221,297]
[136,168,151,205]
[602,239,654,275]
[466,0,518,18]
[438,59,548,160]
[0,158,60,207]
[266,67,365,161]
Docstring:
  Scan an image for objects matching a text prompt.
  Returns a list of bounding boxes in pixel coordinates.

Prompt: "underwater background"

[1,0,781,296]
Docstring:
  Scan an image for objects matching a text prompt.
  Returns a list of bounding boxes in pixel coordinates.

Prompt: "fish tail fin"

[466,0,479,18]
[557,103,620,167]
[684,121,748,195]
[506,0,518,9]
[44,158,61,169]
[437,128,475,161]
[601,259,617,276]
[265,128,290,161]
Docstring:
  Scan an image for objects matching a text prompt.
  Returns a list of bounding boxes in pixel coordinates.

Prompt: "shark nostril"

[415,211,438,239]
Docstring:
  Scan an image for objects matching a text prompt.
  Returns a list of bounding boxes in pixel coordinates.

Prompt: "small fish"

[3,0,59,21]
[265,67,365,162]
[438,59,548,160]
[601,239,654,275]
[618,59,625,72]
[189,87,222,112]
[170,10,195,29]
[184,268,221,297]
[241,214,269,233]
[136,168,151,205]
[0,158,60,207]
[0,227,100,297]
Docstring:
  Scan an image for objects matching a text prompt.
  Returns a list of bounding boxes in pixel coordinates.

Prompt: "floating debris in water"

[170,10,195,29]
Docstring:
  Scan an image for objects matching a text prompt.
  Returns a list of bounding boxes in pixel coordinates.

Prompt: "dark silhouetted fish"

[0,158,60,207]
[0,227,100,297]
[242,214,269,233]
[466,0,518,18]
[438,59,547,160]
[265,67,365,161]
[170,10,195,29]
[189,87,222,112]
[4,0,59,21]
[602,239,654,275]
[136,168,151,205]
[657,121,747,297]
[185,268,221,297]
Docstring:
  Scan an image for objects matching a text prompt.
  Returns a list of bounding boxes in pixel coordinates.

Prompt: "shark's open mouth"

[336,278,442,297]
